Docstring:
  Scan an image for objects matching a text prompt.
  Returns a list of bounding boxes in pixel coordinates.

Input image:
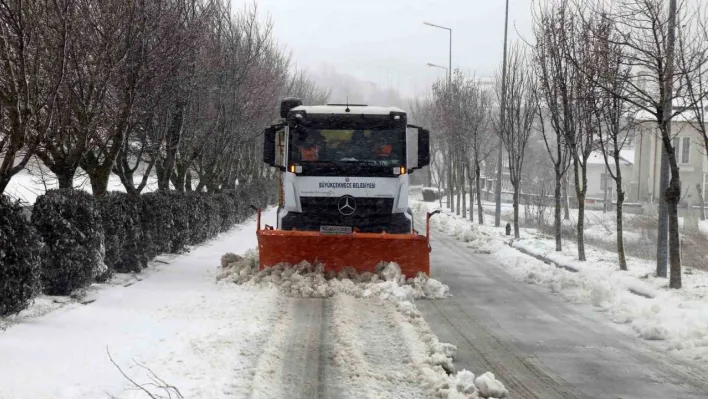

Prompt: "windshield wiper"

[307,160,351,175]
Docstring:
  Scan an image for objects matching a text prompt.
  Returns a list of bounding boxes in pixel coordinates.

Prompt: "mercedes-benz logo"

[337,195,356,216]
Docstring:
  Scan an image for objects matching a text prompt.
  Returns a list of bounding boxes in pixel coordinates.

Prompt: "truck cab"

[263,98,430,235]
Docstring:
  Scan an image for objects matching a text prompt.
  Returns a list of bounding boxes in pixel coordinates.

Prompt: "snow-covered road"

[418,215,708,399]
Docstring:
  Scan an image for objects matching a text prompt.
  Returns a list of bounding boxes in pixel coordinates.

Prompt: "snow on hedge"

[412,200,708,365]
[220,251,508,398]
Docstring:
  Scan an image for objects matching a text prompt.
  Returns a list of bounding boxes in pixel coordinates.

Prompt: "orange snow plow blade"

[255,209,440,278]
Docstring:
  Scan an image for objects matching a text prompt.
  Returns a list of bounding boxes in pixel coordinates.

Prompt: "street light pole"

[424,21,452,85]
[424,21,453,211]
[494,0,510,228]
[427,62,448,76]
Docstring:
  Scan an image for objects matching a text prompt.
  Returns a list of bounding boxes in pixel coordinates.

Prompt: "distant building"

[631,111,708,205]
[585,149,635,202]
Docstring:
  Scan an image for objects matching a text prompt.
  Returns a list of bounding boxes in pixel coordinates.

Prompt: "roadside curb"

[505,240,657,299]
[507,240,580,273]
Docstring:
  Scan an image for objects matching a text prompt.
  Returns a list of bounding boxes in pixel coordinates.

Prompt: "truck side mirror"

[418,129,430,167]
[263,127,276,166]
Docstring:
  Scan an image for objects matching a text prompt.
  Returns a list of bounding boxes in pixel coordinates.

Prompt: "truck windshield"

[289,127,405,167]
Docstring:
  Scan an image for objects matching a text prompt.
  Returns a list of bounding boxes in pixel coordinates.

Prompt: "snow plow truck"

[255,97,439,278]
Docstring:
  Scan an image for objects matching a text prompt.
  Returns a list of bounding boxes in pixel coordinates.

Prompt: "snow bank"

[413,202,504,255]
[412,200,708,365]
[700,220,708,238]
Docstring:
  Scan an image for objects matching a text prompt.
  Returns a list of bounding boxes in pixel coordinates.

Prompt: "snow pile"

[700,220,708,238]
[412,199,708,365]
[413,202,503,254]
[218,250,450,302]
[474,372,509,398]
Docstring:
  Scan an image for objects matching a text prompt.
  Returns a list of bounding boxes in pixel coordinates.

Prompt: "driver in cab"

[372,136,392,158]
[297,130,325,161]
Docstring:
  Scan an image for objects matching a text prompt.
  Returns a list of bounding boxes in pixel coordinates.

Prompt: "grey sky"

[246,0,534,98]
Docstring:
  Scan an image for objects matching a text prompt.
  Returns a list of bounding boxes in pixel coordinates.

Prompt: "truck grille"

[300,197,393,216]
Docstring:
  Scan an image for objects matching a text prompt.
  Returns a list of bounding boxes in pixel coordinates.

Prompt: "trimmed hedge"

[32,189,107,295]
[422,187,442,202]
[2,179,276,314]
[98,192,144,273]
[186,191,209,245]
[0,197,43,316]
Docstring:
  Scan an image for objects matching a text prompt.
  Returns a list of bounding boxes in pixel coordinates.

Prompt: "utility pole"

[424,21,453,211]
[495,0,510,227]
[657,0,678,280]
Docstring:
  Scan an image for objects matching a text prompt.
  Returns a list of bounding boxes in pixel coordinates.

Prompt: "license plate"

[320,225,353,235]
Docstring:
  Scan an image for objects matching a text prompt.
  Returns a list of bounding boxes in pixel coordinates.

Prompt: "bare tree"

[564,7,602,262]
[467,89,495,225]
[0,0,68,194]
[35,0,134,192]
[532,0,575,252]
[495,43,537,238]
[591,14,635,270]
[574,0,708,288]
[431,71,495,223]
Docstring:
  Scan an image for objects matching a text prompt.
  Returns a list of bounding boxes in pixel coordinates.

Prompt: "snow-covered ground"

[3,169,160,205]
[412,200,708,366]
[0,210,281,399]
[1,206,508,398]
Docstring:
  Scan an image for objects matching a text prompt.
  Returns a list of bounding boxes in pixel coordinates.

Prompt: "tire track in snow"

[249,298,334,399]
[328,295,428,399]
[250,295,438,398]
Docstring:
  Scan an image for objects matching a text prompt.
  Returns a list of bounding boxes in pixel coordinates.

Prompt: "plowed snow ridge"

[220,252,509,398]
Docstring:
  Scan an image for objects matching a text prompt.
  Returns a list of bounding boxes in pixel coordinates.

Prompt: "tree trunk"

[667,200,682,288]
[185,170,193,192]
[447,155,454,213]
[603,172,609,213]
[513,183,520,239]
[573,157,587,261]
[616,183,627,271]
[156,162,169,191]
[475,162,484,225]
[455,157,461,215]
[55,168,76,190]
[159,102,185,191]
[467,161,474,221]
[88,167,111,197]
[667,174,682,289]
[173,164,189,192]
[696,184,705,221]
[656,144,670,278]
[554,166,562,251]
[115,169,138,196]
[563,173,570,220]
[461,160,467,219]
